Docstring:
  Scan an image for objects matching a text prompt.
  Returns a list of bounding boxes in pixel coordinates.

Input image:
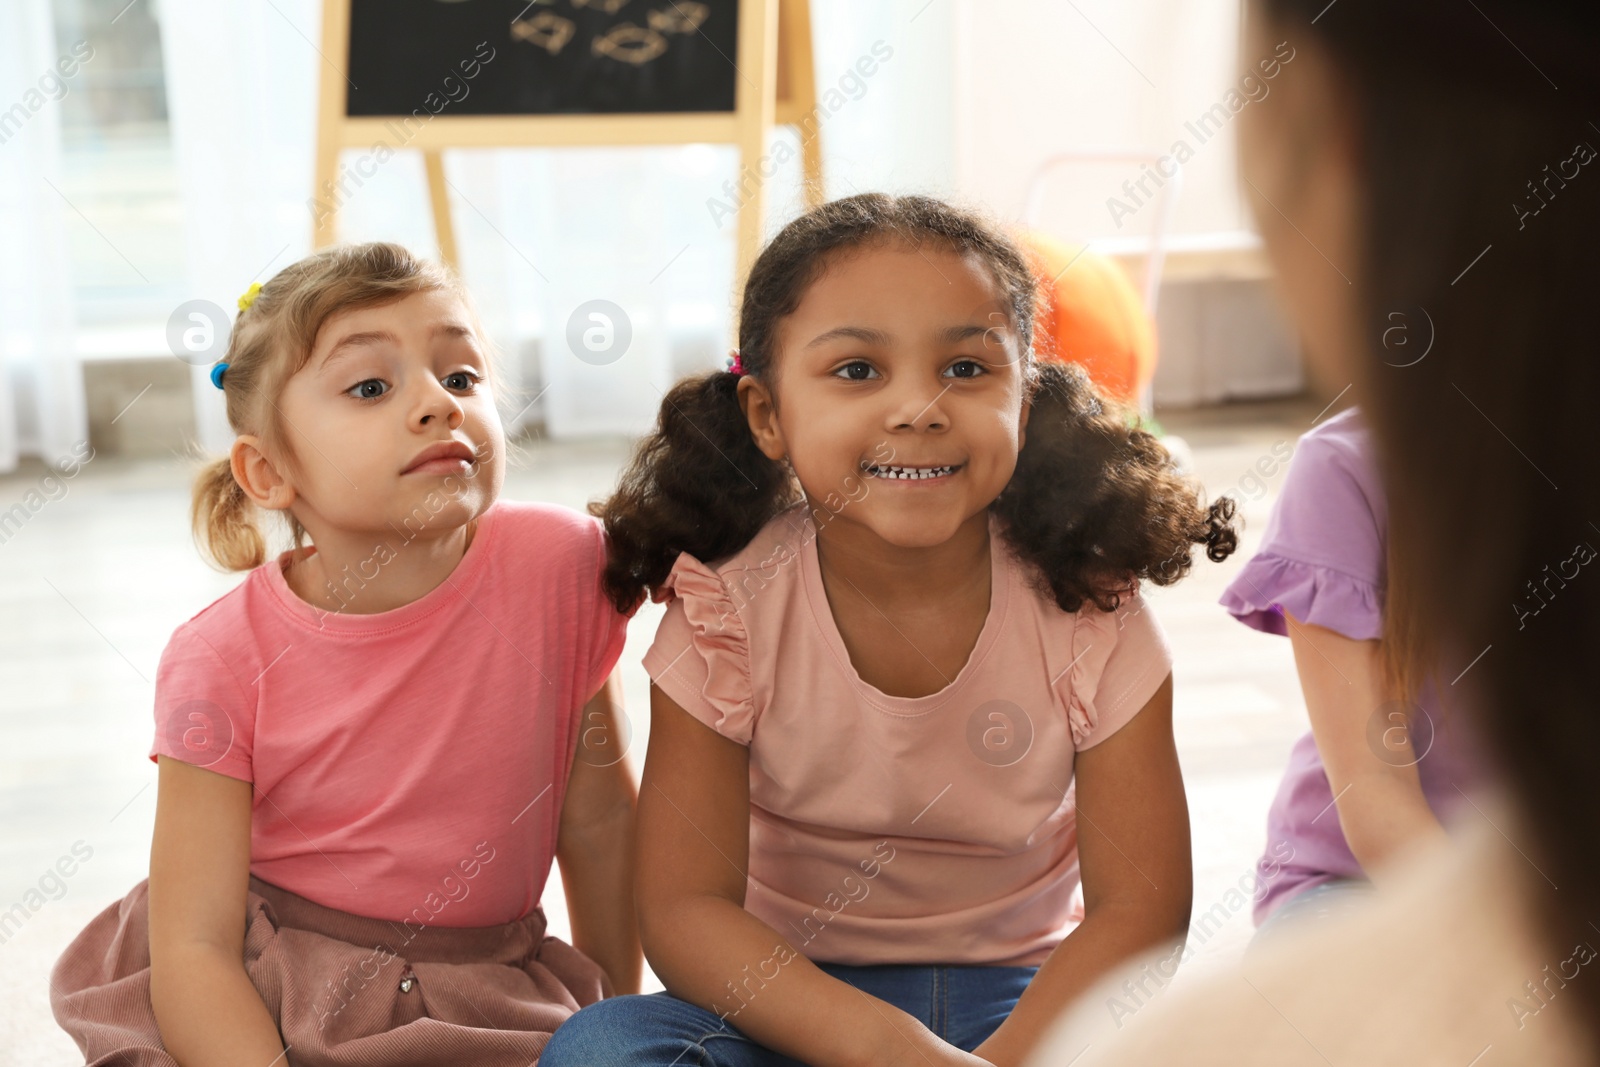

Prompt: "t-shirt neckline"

[262,501,502,634]
[798,505,1011,714]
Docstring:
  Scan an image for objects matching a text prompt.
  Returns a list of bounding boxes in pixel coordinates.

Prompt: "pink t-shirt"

[641,501,1173,967]
[149,500,630,928]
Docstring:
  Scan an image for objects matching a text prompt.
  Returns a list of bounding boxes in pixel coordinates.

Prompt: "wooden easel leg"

[787,0,823,206]
[734,146,766,297]
[424,150,460,271]
[800,128,823,208]
[311,0,348,250]
[312,138,341,249]
[734,0,781,299]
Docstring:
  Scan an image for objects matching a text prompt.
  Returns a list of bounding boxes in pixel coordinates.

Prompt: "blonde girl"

[51,243,640,1067]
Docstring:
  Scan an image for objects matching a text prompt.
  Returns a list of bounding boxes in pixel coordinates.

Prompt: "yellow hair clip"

[237,282,263,312]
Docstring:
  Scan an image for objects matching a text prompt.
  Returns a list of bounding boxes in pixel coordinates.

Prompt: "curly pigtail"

[993,361,1238,613]
[591,371,798,615]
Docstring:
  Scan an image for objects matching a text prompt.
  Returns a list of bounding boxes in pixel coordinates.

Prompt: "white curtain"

[0,0,84,473]
[157,0,322,453]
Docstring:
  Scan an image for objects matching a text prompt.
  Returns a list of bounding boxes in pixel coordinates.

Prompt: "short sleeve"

[640,552,756,745]
[148,624,256,781]
[581,519,634,700]
[1060,588,1173,751]
[1218,427,1385,642]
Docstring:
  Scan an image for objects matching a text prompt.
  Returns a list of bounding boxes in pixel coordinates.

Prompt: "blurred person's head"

[1238,0,1600,1029]
[192,242,507,572]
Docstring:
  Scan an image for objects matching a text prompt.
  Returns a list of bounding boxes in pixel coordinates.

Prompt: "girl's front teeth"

[866,465,958,480]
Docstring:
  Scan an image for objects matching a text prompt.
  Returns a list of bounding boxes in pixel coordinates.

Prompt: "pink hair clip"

[726,351,745,376]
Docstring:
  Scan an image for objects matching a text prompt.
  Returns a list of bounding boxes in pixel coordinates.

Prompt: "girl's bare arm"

[1284,610,1445,875]
[556,670,643,995]
[974,674,1192,1067]
[147,756,288,1067]
[638,684,989,1067]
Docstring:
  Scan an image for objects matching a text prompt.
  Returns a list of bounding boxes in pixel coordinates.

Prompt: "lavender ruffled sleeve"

[1220,553,1384,641]
[1218,421,1387,642]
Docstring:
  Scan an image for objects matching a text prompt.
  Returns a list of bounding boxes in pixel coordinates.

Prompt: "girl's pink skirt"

[50,876,610,1066]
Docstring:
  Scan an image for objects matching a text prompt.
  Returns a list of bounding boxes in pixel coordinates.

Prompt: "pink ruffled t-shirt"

[641,502,1173,967]
[149,500,631,928]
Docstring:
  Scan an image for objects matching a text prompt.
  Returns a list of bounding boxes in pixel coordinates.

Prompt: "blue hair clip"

[210,362,229,390]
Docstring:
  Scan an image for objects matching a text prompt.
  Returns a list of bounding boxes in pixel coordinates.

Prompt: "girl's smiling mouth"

[862,462,964,482]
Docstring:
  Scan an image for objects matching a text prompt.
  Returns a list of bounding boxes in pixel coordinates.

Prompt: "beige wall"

[952,0,1252,242]
[950,0,1308,405]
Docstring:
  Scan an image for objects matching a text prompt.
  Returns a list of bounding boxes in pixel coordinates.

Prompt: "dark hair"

[593,193,1235,616]
[1256,0,1600,1038]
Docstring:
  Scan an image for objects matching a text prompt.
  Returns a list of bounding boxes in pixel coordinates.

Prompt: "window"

[51,0,186,331]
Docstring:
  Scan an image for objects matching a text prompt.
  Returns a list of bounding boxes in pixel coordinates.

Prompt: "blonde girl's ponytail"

[191,454,266,572]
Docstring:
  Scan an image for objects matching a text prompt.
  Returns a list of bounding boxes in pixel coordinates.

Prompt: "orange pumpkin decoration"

[1015,228,1157,406]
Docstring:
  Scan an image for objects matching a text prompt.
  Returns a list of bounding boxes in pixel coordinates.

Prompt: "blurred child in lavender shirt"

[1219,407,1486,938]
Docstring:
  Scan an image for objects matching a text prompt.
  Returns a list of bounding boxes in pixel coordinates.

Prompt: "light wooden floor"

[0,396,1327,1065]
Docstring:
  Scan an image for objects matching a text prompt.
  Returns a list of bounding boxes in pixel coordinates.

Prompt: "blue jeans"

[1250,877,1372,951]
[541,962,1038,1066]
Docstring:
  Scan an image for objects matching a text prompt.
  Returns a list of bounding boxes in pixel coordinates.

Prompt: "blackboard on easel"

[347,0,741,116]
[313,0,821,285]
